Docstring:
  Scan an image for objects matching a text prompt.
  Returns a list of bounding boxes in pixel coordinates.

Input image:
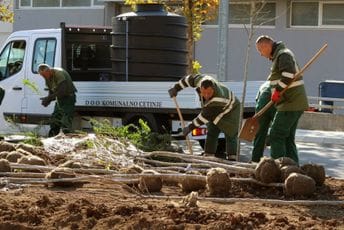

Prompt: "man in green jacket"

[255,35,308,163]
[38,64,77,137]
[168,74,240,160]
[251,81,276,162]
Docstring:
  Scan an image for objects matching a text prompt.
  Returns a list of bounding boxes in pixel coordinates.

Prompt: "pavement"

[177,129,344,179]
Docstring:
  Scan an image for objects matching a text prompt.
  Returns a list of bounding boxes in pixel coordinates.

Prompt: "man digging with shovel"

[255,35,309,164]
[168,74,240,160]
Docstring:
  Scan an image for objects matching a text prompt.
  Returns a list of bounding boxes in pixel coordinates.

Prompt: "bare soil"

[1,137,343,229]
[0,176,343,229]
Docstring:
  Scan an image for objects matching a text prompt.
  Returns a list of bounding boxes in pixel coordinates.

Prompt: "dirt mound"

[275,157,298,168]
[46,167,77,187]
[18,155,46,166]
[6,151,25,163]
[280,165,303,181]
[0,141,16,152]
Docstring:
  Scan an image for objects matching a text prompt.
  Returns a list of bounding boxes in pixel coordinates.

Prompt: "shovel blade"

[239,118,259,142]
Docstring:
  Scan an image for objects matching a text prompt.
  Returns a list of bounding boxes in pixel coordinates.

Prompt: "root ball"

[285,173,316,196]
[280,165,303,182]
[275,157,298,168]
[301,163,325,186]
[46,167,77,187]
[18,155,46,166]
[0,141,16,152]
[206,168,231,197]
[0,159,11,172]
[6,151,25,163]
[255,157,281,183]
[119,164,144,174]
[139,170,162,193]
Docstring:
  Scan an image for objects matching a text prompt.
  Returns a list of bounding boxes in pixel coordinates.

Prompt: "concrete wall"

[0,21,12,47]
[13,8,106,31]
[298,112,344,131]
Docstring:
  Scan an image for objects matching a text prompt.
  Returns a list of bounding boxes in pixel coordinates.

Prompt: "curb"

[296,129,344,145]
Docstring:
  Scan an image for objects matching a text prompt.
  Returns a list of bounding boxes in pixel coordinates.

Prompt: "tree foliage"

[0,2,14,23]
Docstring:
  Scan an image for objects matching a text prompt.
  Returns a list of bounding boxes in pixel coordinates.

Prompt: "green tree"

[124,0,218,73]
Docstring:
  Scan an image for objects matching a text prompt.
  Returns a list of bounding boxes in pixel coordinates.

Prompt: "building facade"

[11,0,344,97]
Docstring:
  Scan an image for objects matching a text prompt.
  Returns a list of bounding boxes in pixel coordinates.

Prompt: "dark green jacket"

[268,42,308,111]
[172,74,240,136]
[45,68,77,100]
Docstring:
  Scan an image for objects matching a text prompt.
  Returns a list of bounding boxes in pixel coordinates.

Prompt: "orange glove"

[271,90,281,103]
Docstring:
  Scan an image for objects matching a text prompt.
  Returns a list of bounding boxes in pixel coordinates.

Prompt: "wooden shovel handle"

[172,97,193,155]
[254,43,328,119]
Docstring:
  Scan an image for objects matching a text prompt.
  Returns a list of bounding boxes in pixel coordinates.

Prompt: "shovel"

[239,43,328,142]
[172,96,194,155]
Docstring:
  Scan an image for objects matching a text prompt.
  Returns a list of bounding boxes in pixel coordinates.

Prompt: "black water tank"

[111,4,188,81]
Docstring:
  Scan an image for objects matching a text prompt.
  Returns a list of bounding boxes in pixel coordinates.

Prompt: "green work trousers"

[269,111,303,163]
[205,122,237,159]
[251,106,276,162]
[49,95,76,137]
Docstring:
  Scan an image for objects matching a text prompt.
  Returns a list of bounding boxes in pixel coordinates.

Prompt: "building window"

[62,0,91,7]
[323,3,344,25]
[291,2,318,26]
[206,1,276,26]
[291,1,344,27]
[33,0,59,7]
[20,0,103,7]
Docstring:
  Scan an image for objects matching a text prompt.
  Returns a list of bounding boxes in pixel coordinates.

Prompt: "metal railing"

[308,96,344,113]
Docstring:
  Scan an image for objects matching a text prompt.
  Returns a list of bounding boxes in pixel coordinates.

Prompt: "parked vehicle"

[0,22,262,151]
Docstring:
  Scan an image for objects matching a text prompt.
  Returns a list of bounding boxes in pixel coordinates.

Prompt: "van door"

[24,34,59,124]
[0,38,28,133]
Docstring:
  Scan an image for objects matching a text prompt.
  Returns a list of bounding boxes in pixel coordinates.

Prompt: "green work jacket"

[172,74,240,137]
[268,42,308,111]
[45,68,77,99]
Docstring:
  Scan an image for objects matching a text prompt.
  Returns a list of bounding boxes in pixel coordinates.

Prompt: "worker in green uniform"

[38,64,77,137]
[251,81,276,162]
[168,74,240,160]
[255,35,308,163]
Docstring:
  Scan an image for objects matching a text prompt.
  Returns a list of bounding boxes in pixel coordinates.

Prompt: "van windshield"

[0,40,26,80]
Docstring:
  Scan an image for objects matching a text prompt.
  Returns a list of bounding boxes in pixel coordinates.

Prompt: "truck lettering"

[85,100,162,108]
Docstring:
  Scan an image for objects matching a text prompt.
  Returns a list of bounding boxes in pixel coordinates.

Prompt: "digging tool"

[172,96,194,155]
[239,43,328,142]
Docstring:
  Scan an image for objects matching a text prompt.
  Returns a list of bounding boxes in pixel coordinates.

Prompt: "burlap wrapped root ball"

[255,157,281,183]
[206,168,231,197]
[6,151,25,163]
[60,160,83,169]
[139,169,162,193]
[180,171,206,193]
[0,159,11,172]
[301,163,326,186]
[280,165,303,182]
[46,167,77,187]
[285,173,316,196]
[18,155,46,166]
[0,151,10,159]
[0,141,16,152]
[275,157,298,168]
[119,164,144,174]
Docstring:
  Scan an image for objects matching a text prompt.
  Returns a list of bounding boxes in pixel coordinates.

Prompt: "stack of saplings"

[255,157,326,197]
